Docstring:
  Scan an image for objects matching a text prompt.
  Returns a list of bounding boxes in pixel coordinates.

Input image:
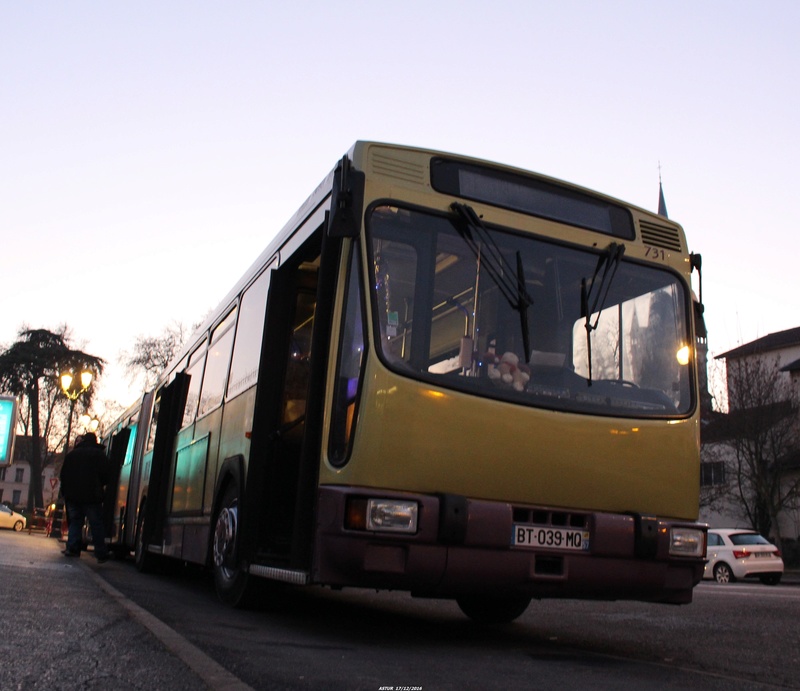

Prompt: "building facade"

[0,436,61,511]
[700,327,800,543]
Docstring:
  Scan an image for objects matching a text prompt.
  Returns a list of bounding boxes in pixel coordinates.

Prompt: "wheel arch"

[208,455,246,564]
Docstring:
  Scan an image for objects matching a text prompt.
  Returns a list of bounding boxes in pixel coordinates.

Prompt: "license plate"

[512,525,590,551]
[754,552,773,558]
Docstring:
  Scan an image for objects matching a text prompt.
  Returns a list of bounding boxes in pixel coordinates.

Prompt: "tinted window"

[198,310,237,417]
[431,158,635,240]
[282,291,315,427]
[329,244,365,465]
[228,267,272,399]
[182,344,206,428]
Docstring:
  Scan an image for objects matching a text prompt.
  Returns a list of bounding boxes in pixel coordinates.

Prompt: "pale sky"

[2,1,798,411]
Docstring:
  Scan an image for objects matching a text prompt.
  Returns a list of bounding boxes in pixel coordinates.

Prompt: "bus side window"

[123,423,138,466]
[145,393,161,454]
[227,266,272,400]
[373,237,418,365]
[282,289,316,427]
[198,309,237,418]
[182,343,206,429]
[329,244,365,465]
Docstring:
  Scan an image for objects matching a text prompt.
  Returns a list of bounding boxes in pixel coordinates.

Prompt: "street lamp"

[60,369,94,454]
[60,370,93,400]
[78,413,100,435]
[55,368,94,541]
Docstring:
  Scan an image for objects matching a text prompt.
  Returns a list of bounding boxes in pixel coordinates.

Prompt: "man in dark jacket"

[59,432,111,562]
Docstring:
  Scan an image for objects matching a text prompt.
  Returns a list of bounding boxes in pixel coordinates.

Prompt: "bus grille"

[639,219,684,252]
[512,507,589,529]
[370,149,427,185]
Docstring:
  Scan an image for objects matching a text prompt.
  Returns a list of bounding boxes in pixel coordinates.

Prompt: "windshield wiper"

[580,241,626,385]
[450,203,533,362]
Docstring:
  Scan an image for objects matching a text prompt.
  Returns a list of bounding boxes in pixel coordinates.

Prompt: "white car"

[0,504,26,531]
[704,528,784,585]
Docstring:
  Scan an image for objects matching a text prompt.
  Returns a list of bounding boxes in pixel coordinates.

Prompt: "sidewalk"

[0,530,210,691]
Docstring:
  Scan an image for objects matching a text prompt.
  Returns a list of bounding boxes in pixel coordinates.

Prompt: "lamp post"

[78,413,99,432]
[60,369,93,456]
[55,369,93,540]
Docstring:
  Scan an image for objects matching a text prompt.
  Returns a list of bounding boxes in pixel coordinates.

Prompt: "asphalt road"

[103,570,800,690]
[3,531,799,690]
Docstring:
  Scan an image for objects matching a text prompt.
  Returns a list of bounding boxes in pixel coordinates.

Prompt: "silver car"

[0,504,26,532]
[704,528,784,585]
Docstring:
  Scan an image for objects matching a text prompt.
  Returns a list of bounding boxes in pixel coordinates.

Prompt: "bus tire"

[456,594,531,624]
[212,482,251,607]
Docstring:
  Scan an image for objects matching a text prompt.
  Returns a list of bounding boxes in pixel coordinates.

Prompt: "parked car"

[704,528,784,585]
[0,504,27,531]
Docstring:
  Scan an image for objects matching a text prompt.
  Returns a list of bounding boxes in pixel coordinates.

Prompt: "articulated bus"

[103,142,707,623]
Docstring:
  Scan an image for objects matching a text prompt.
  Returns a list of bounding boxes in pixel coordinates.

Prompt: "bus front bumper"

[313,486,706,604]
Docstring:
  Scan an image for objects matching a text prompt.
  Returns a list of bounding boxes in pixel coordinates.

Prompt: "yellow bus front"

[314,143,705,613]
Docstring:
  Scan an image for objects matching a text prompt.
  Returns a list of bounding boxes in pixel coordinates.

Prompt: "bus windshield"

[367,204,693,417]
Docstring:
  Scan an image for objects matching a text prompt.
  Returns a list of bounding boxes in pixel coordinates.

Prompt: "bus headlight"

[345,497,419,533]
[368,499,418,533]
[669,527,705,557]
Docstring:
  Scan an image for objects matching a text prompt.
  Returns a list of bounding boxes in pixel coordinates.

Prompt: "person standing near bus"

[59,432,111,562]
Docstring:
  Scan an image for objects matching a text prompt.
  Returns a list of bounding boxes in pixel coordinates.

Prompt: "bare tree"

[699,358,733,510]
[720,354,800,542]
[120,321,190,392]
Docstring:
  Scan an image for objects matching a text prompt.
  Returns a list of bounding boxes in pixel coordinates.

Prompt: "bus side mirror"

[327,155,365,238]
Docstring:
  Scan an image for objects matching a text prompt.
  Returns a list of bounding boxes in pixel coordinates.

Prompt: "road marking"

[695,582,800,599]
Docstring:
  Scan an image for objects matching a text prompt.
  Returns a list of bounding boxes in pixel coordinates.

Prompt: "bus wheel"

[456,594,531,624]
[212,483,251,607]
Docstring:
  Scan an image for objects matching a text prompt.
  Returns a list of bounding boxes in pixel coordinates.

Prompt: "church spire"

[657,163,668,218]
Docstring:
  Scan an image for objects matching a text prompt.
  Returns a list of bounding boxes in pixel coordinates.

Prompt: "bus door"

[104,427,131,542]
[244,230,338,570]
[123,391,154,550]
[136,373,189,568]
